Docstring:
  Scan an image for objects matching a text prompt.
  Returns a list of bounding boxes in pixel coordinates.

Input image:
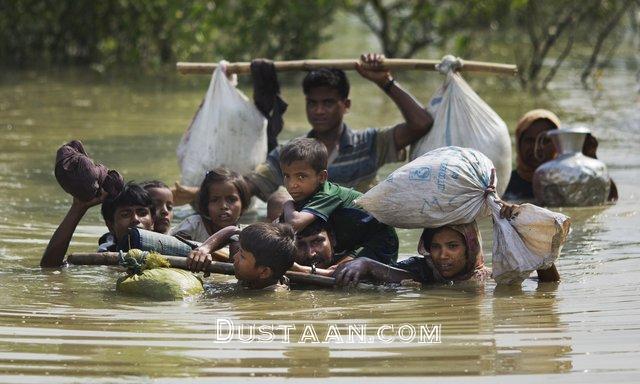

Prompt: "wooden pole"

[177,58,517,76]
[66,252,336,287]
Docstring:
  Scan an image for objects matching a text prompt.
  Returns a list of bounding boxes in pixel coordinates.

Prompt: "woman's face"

[519,119,557,169]
[429,228,467,278]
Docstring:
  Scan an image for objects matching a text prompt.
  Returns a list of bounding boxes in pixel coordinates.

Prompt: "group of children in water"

[40,57,584,289]
[40,130,560,291]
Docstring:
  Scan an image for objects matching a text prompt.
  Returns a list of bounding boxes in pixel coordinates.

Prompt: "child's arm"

[186,226,241,273]
[40,192,108,267]
[282,200,317,232]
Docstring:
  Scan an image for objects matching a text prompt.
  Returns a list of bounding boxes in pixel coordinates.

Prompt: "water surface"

[0,63,639,382]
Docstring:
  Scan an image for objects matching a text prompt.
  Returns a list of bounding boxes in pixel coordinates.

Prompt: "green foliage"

[343,0,638,91]
[0,0,337,69]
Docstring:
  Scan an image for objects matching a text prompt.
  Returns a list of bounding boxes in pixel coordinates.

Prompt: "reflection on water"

[0,63,639,382]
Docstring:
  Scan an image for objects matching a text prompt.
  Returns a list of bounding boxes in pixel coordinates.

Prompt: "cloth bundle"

[55,140,124,201]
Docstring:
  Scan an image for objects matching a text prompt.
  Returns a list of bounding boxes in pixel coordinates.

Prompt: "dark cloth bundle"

[54,140,124,201]
[251,59,288,153]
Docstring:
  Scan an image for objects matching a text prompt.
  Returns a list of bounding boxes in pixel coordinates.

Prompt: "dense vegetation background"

[1,0,638,90]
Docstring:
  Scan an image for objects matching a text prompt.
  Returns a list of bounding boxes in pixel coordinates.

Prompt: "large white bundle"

[491,203,571,284]
[358,146,571,284]
[177,63,267,187]
[359,146,494,228]
[410,59,511,196]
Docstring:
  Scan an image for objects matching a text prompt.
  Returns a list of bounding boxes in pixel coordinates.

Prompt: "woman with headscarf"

[333,222,491,286]
[503,109,617,202]
[503,109,561,201]
[334,202,561,286]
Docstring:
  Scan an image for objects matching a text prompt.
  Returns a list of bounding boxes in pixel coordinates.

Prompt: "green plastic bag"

[116,268,204,301]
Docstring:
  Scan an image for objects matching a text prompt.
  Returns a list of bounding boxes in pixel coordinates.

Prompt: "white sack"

[358,146,494,229]
[177,63,267,187]
[410,69,511,196]
[490,203,571,284]
[357,146,570,285]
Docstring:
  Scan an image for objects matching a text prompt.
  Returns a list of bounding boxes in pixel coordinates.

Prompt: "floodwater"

[0,60,639,383]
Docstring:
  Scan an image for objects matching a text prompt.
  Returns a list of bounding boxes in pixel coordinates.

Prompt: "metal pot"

[533,127,610,206]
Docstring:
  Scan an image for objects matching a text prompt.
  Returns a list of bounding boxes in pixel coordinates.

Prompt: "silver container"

[533,127,610,207]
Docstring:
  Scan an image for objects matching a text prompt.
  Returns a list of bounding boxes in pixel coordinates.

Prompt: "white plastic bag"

[358,146,495,228]
[410,61,512,195]
[490,203,571,284]
[177,62,267,187]
[357,146,571,284]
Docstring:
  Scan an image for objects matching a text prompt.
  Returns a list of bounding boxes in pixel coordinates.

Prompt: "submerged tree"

[509,0,638,91]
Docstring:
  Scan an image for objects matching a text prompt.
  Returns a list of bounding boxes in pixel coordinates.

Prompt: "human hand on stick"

[356,53,392,88]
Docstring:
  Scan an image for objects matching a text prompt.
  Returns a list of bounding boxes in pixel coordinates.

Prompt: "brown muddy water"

[0,63,639,383]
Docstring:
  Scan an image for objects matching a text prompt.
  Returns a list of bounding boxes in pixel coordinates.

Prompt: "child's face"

[108,205,154,242]
[281,160,327,202]
[295,229,334,268]
[429,228,467,278]
[233,246,271,283]
[207,181,242,230]
[147,187,173,234]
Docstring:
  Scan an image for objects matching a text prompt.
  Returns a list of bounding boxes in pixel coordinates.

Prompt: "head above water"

[141,180,173,235]
[280,138,328,201]
[418,222,486,282]
[234,222,297,288]
[302,68,351,133]
[295,219,335,268]
[515,109,561,182]
[101,181,154,241]
[197,167,250,231]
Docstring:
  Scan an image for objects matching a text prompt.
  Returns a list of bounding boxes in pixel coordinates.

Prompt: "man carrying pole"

[174,53,434,215]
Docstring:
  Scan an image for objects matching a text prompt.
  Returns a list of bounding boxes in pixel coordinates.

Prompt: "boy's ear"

[319,170,328,183]
[258,266,273,281]
[344,98,351,111]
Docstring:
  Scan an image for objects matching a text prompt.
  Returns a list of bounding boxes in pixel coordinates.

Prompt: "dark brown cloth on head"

[251,59,288,153]
[54,140,124,201]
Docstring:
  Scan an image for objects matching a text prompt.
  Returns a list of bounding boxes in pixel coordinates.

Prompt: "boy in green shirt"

[280,138,398,265]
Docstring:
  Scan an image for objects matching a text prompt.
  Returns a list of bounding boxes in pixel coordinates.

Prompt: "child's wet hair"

[279,137,328,173]
[302,68,350,99]
[140,180,169,190]
[101,181,154,222]
[240,222,296,280]
[198,167,250,217]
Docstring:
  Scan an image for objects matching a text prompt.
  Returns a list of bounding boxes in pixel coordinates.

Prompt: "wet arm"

[386,83,433,149]
[282,200,316,232]
[186,226,240,272]
[40,193,106,267]
[355,53,433,150]
[334,258,414,286]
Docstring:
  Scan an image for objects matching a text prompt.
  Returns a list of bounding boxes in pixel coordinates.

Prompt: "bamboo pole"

[177,58,517,76]
[66,252,336,287]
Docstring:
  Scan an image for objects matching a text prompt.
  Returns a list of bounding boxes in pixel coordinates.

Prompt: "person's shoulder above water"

[503,169,534,201]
